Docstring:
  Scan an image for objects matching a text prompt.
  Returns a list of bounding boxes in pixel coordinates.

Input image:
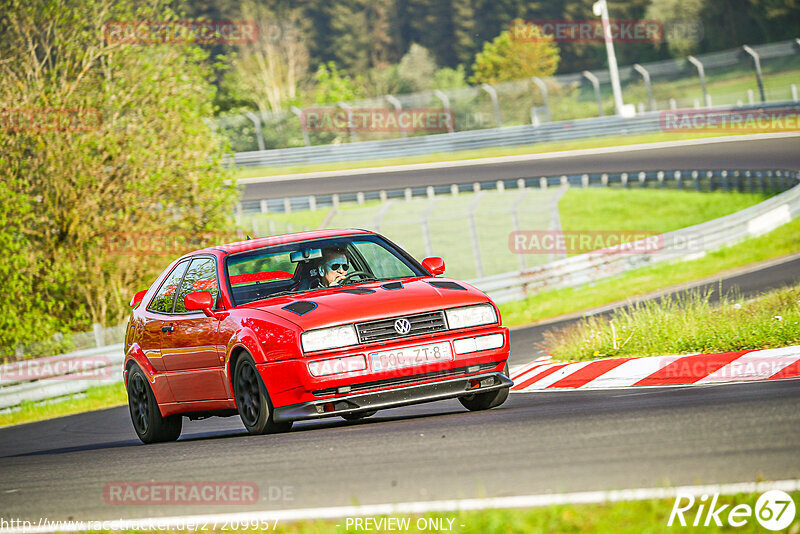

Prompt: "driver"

[314,248,350,287]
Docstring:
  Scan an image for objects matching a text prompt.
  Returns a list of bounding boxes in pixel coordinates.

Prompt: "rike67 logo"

[668,490,796,531]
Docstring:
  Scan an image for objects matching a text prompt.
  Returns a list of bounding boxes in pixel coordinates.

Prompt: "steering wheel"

[341,270,372,284]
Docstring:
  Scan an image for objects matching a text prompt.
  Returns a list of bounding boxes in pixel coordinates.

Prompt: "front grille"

[356,310,447,343]
[312,362,497,396]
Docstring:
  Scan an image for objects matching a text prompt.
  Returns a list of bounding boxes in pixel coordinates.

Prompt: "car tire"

[127,365,182,444]
[341,410,377,421]
[233,354,292,435]
[458,363,510,412]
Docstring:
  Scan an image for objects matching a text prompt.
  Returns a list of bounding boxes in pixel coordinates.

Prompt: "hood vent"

[426,281,467,291]
[335,288,376,295]
[282,301,318,315]
[380,281,404,290]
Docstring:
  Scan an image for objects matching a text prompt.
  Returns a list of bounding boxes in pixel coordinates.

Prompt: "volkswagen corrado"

[124,229,512,443]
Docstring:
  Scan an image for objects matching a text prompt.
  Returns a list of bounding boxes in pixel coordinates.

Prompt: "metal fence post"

[687,56,709,109]
[480,83,502,127]
[386,95,407,139]
[373,201,393,232]
[421,198,439,258]
[582,71,604,117]
[742,45,766,103]
[290,106,310,147]
[337,101,357,142]
[633,64,655,111]
[531,77,551,122]
[511,189,529,271]
[467,194,485,278]
[245,112,266,152]
[433,90,455,133]
[93,323,104,348]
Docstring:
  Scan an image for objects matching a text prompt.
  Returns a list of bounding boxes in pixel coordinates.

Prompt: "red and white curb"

[509,345,800,392]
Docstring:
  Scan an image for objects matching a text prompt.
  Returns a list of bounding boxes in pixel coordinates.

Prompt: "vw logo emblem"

[394,318,411,335]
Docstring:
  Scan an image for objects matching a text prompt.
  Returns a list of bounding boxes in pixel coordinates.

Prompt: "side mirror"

[130,289,147,308]
[422,257,445,276]
[184,291,216,318]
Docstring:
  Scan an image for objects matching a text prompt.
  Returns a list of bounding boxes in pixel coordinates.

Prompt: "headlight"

[308,355,367,377]
[453,333,505,354]
[301,324,359,352]
[445,303,497,329]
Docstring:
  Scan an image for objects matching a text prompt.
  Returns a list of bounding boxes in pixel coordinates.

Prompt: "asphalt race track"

[2,248,799,522]
[1,134,800,522]
[240,135,800,200]
[2,381,799,521]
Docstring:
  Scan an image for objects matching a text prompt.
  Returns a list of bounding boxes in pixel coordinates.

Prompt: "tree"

[0,0,236,354]
[470,19,560,84]
[228,1,309,113]
[646,0,705,57]
[397,43,438,92]
[310,62,363,104]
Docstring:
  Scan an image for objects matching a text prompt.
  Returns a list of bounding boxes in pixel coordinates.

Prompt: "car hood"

[241,277,491,330]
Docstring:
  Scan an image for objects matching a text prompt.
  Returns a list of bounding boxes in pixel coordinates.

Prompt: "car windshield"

[225,234,426,306]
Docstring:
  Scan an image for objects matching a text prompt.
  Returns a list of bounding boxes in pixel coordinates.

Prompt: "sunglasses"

[326,261,349,272]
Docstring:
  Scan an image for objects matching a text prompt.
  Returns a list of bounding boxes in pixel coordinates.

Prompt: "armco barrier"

[0,344,124,410]
[1,172,799,410]
[473,175,800,303]
[230,101,800,168]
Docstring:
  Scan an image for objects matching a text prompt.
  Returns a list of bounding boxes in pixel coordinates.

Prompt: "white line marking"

[236,132,800,184]
[6,480,799,533]
[696,346,800,384]
[517,361,594,390]
[579,356,677,389]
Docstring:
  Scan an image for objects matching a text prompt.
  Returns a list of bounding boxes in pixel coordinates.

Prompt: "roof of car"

[194,228,373,256]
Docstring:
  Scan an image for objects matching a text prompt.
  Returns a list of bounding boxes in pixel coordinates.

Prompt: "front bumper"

[272,370,513,422]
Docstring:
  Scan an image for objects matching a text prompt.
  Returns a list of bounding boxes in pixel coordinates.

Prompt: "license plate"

[370,342,453,372]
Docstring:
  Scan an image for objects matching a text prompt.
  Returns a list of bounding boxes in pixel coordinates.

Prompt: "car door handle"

[162,325,175,333]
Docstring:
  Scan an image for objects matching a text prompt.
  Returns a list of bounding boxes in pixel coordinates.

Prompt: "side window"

[174,258,219,313]
[352,241,416,279]
[148,261,190,314]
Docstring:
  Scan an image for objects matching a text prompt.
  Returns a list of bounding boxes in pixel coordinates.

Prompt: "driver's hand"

[330,272,345,286]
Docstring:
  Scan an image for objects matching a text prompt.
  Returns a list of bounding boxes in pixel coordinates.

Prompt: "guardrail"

[219,39,800,154]
[0,344,123,411]
[230,101,800,168]
[474,172,800,303]
[2,169,798,410]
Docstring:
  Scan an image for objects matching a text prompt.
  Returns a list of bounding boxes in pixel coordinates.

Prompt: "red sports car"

[124,229,512,443]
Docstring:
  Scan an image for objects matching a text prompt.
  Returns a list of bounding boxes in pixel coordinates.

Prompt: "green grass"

[498,215,800,327]
[0,382,127,428]
[545,283,800,362]
[234,130,752,179]
[559,189,770,235]
[167,491,799,533]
